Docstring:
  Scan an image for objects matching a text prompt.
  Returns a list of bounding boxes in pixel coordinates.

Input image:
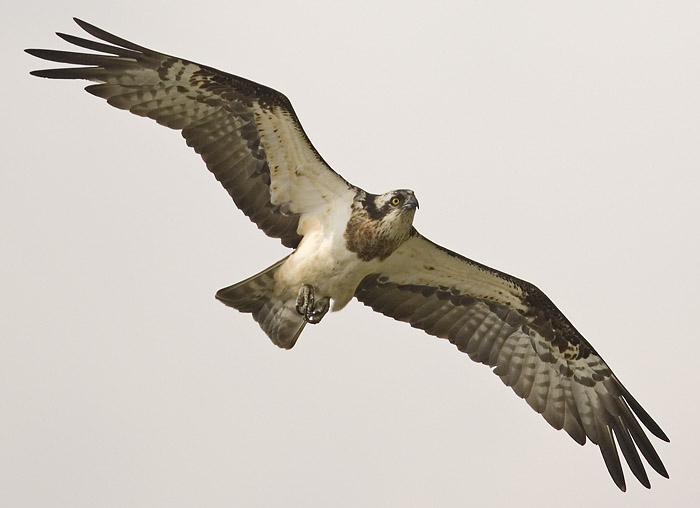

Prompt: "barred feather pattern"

[355,233,669,491]
[26,18,353,248]
[27,19,669,492]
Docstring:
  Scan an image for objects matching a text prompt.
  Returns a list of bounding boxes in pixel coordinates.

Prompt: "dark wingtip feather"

[618,401,669,481]
[24,48,124,67]
[72,17,152,53]
[25,48,93,80]
[26,48,68,64]
[612,418,651,489]
[55,31,139,57]
[619,382,670,443]
[28,67,94,79]
[597,422,627,491]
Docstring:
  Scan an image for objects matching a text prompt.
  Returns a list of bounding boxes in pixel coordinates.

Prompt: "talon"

[307,297,330,324]
[295,284,329,324]
[296,284,314,316]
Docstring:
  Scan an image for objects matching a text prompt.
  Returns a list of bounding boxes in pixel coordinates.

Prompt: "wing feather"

[27,18,355,248]
[355,232,668,489]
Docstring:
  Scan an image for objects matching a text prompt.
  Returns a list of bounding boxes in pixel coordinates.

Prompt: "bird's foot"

[295,284,314,316]
[295,284,330,324]
[307,296,329,324]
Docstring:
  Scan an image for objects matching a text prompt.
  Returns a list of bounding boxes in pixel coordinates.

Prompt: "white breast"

[275,198,380,311]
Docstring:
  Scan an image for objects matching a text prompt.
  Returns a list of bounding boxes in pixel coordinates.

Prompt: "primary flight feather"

[27,18,669,491]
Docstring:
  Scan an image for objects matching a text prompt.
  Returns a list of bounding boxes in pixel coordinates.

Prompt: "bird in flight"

[27,18,669,491]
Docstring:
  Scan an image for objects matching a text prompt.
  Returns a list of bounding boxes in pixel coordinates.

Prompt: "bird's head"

[367,189,419,228]
[374,189,419,212]
[345,189,419,261]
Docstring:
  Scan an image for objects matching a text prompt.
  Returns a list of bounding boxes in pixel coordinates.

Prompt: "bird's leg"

[295,284,330,324]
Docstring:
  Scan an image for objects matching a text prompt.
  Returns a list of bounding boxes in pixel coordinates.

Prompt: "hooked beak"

[405,194,419,210]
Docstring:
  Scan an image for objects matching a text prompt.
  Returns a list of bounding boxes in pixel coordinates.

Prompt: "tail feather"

[216,256,306,349]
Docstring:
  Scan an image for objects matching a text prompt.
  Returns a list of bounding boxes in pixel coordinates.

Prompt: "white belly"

[274,211,379,311]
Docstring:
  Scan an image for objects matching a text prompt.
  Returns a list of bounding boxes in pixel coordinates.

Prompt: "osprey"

[27,19,669,491]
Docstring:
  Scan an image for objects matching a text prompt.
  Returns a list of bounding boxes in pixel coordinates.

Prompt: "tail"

[215,256,306,349]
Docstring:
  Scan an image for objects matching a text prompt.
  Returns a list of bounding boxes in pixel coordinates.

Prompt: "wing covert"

[355,232,669,490]
[26,18,355,247]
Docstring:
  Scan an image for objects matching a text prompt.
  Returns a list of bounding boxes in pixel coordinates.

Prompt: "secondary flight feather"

[27,18,669,491]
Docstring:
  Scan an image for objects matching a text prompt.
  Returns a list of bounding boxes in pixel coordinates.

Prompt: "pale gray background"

[2,1,698,507]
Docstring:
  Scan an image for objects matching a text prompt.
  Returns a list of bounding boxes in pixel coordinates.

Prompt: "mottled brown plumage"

[27,19,669,492]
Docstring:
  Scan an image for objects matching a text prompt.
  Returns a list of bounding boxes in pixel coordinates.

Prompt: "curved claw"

[307,297,330,324]
[296,284,314,316]
[295,284,329,324]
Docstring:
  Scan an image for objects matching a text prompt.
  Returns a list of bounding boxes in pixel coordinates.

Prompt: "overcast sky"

[3,1,699,507]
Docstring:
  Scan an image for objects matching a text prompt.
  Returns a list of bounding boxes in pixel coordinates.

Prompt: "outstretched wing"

[355,232,669,491]
[26,18,355,248]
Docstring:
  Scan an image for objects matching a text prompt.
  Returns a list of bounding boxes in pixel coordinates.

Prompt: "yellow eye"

[391,197,401,206]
